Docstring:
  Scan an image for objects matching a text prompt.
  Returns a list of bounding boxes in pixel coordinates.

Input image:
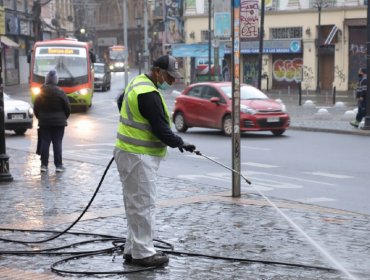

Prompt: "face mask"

[157,71,171,91]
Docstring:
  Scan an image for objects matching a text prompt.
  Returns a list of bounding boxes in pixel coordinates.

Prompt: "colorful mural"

[272,58,303,83]
[164,0,184,44]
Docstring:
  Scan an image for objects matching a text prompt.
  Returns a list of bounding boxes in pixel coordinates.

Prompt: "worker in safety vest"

[114,55,196,267]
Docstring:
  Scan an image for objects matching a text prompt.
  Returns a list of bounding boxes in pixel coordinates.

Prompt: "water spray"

[193,150,358,280]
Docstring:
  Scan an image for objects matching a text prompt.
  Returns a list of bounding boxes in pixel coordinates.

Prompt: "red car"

[172,82,290,136]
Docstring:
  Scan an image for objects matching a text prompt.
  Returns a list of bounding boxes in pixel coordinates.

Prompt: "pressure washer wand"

[193,150,251,185]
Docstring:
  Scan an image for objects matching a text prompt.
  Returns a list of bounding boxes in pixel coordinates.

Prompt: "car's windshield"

[94,64,105,73]
[221,85,268,100]
[33,46,88,79]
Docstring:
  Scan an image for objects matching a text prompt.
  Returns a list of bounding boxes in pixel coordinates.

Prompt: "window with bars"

[270,27,302,39]
[4,0,14,9]
[201,30,214,42]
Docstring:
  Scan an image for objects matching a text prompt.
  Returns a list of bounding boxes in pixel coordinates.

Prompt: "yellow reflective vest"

[115,74,170,157]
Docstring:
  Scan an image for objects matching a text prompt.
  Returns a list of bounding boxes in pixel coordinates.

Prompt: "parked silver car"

[94,63,111,91]
[4,93,33,135]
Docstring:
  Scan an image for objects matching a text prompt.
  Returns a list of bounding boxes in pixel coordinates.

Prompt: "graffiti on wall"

[350,44,366,55]
[165,0,183,44]
[348,27,366,90]
[335,65,346,87]
[272,58,303,83]
[240,0,259,39]
[302,66,314,90]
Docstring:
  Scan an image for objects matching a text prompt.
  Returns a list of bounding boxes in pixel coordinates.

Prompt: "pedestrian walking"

[114,54,196,267]
[351,67,367,128]
[222,60,230,81]
[34,70,71,173]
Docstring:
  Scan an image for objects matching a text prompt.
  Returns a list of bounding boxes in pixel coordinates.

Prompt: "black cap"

[153,55,182,79]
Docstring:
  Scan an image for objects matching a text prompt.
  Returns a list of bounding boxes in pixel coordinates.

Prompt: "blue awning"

[171,43,225,58]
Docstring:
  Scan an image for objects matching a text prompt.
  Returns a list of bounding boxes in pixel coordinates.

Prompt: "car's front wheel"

[222,115,232,136]
[271,129,285,136]
[174,112,188,132]
[14,129,27,135]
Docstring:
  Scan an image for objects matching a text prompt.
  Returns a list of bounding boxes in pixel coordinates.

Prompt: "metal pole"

[208,0,212,81]
[332,86,336,105]
[0,46,13,182]
[144,0,149,72]
[257,0,265,90]
[231,0,241,197]
[123,0,128,87]
[362,1,370,129]
[316,4,321,93]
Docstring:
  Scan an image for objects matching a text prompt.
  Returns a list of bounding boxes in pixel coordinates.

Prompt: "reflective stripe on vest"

[116,74,169,157]
[116,133,166,148]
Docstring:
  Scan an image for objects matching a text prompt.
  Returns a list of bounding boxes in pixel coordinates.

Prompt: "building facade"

[0,0,75,86]
[179,0,368,92]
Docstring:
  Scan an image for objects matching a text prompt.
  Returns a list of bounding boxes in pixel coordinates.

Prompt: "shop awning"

[0,36,19,48]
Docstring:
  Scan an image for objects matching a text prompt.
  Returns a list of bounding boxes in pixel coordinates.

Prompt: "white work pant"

[114,147,161,259]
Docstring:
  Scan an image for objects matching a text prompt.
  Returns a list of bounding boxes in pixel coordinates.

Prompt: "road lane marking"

[64,149,113,160]
[303,172,352,179]
[241,145,270,151]
[177,170,336,187]
[247,170,336,186]
[75,143,115,147]
[296,197,336,203]
[242,162,279,168]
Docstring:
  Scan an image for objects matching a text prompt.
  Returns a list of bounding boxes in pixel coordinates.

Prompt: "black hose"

[0,157,114,244]
[0,155,342,276]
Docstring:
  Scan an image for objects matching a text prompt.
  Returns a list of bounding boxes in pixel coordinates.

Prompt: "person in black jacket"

[351,68,367,128]
[34,70,71,172]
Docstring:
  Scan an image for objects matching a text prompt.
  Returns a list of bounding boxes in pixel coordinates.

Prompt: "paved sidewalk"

[0,148,369,280]
[0,82,369,279]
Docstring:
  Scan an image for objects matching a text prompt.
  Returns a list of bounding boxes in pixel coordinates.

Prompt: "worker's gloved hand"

[178,142,196,153]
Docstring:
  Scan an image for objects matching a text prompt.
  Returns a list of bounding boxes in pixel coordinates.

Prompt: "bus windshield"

[33,46,88,79]
[109,48,125,61]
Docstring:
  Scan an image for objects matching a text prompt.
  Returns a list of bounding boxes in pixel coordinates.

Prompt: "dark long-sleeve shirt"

[137,87,183,148]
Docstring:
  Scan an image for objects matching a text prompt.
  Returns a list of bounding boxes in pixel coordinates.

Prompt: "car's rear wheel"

[271,129,285,136]
[174,112,188,132]
[222,115,232,136]
[14,129,27,135]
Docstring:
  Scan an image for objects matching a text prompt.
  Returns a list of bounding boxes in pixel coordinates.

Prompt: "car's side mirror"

[210,97,220,104]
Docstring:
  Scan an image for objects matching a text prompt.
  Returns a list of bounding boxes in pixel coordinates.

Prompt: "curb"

[289,125,370,136]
